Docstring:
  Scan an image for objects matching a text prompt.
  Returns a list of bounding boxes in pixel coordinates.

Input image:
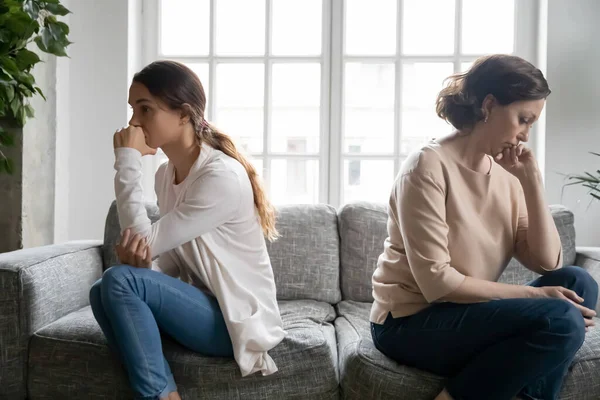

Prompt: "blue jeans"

[89,265,233,400]
[371,266,599,400]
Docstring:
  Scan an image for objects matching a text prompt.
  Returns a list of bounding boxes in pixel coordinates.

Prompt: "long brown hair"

[133,60,278,241]
[436,54,551,130]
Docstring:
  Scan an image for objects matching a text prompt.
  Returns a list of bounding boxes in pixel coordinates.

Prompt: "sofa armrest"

[0,240,103,400]
[576,247,600,314]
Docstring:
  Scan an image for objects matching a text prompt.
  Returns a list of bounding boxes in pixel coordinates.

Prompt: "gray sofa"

[1,202,600,399]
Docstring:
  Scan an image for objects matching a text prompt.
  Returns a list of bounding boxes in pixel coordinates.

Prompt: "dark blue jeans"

[371,266,599,400]
[90,265,233,400]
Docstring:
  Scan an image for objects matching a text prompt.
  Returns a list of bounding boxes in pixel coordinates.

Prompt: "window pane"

[160,0,210,56]
[461,61,474,73]
[216,0,265,55]
[215,64,264,153]
[462,0,515,54]
[401,62,454,154]
[250,158,263,178]
[270,159,319,204]
[272,0,322,55]
[344,63,395,154]
[402,0,455,55]
[184,63,210,100]
[343,160,394,203]
[346,0,397,55]
[271,64,320,154]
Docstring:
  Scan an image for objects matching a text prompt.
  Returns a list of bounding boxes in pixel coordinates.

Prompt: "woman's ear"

[481,94,496,121]
[179,104,193,126]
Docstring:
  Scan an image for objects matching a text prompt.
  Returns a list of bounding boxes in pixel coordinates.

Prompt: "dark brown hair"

[133,60,278,241]
[436,54,551,130]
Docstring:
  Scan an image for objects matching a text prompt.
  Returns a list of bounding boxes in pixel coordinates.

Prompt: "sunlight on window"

[462,0,515,54]
[401,62,454,154]
[402,0,455,55]
[271,159,319,204]
[160,0,210,56]
[271,64,321,154]
[272,0,322,56]
[215,64,264,153]
[216,0,266,55]
[155,0,523,206]
[344,63,395,154]
[343,160,395,203]
[345,0,397,55]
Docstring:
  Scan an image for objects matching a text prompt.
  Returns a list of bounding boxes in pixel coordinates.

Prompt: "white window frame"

[140,0,541,206]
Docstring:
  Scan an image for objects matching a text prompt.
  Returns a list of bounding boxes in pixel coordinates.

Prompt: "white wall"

[60,0,130,241]
[545,0,600,246]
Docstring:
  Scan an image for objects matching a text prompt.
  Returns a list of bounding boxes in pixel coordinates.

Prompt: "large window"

[143,0,538,206]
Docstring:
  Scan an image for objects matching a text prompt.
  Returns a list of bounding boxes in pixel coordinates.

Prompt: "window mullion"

[454,0,463,72]
[394,0,403,176]
[208,0,216,121]
[328,0,344,206]
[319,0,333,205]
[263,0,272,194]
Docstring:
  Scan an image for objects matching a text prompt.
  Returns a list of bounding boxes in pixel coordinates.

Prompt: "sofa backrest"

[103,202,342,304]
[337,202,578,302]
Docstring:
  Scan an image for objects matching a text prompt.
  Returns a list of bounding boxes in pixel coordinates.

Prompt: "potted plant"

[0,0,72,174]
[566,152,600,201]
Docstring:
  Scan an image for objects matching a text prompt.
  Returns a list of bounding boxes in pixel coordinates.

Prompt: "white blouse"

[113,145,286,377]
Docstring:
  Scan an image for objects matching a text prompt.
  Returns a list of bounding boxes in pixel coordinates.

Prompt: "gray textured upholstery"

[335,300,600,400]
[103,201,342,304]
[0,241,103,399]
[28,301,339,399]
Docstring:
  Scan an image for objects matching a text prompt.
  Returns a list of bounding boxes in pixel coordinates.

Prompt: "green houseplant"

[0,0,71,174]
[566,152,600,201]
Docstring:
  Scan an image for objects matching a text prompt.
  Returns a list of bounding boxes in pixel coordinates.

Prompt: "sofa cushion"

[337,202,388,303]
[335,300,600,400]
[103,202,341,304]
[338,202,578,302]
[28,300,339,399]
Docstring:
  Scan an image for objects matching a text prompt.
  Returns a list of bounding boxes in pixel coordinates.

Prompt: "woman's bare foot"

[434,389,454,400]
[168,392,182,400]
[160,392,181,400]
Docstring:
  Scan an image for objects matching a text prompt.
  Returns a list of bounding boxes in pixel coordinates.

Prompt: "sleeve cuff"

[114,147,142,165]
[420,267,467,304]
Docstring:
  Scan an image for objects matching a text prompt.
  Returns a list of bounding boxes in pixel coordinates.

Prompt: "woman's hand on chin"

[115,229,152,269]
[494,144,539,182]
[113,125,157,156]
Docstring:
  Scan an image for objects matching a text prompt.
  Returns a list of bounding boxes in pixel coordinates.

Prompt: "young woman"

[370,54,598,400]
[89,60,285,400]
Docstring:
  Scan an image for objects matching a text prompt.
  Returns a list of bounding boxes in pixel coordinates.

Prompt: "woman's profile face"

[127,82,184,149]
[484,98,545,157]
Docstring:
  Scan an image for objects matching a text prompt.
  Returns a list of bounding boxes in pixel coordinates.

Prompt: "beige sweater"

[370,141,562,323]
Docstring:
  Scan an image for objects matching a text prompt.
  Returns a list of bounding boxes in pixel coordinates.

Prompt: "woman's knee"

[554,266,598,291]
[538,299,585,350]
[89,278,103,310]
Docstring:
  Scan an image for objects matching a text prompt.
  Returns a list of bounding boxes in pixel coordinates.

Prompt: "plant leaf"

[34,86,46,100]
[1,58,20,76]
[22,0,40,20]
[4,9,33,37]
[44,3,71,16]
[5,84,15,102]
[10,95,21,118]
[24,103,34,118]
[15,48,41,70]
